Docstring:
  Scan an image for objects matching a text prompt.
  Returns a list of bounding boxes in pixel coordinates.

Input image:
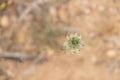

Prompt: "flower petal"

[74,33,81,39]
[63,42,70,49]
[71,48,79,54]
[78,41,85,48]
[67,34,74,40]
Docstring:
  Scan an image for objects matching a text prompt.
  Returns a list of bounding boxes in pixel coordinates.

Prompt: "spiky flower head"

[62,33,85,54]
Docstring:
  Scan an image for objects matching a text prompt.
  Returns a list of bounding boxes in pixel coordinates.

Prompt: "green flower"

[62,33,85,54]
[71,48,79,54]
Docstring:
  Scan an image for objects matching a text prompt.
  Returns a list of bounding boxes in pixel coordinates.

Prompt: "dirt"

[0,0,120,80]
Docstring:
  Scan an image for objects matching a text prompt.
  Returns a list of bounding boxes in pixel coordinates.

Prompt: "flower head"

[62,33,85,54]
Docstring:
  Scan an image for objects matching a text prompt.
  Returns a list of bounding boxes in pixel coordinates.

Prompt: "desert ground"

[0,0,120,80]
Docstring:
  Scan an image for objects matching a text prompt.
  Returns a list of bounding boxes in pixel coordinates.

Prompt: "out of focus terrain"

[0,0,120,80]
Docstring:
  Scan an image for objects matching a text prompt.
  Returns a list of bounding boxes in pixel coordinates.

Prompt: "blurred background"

[0,0,120,80]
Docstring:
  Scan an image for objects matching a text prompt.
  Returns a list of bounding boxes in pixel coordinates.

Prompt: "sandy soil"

[0,0,120,80]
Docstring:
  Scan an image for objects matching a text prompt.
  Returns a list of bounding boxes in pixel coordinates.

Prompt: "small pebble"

[0,15,10,28]
[91,56,98,64]
[49,7,57,16]
[98,5,105,11]
[84,8,91,14]
[106,50,117,58]
[89,32,97,38]
[46,48,54,57]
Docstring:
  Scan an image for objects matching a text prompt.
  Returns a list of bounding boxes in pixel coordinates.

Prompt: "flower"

[62,33,85,54]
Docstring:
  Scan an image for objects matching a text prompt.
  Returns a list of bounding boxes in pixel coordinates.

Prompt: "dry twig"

[0,52,46,61]
[19,0,49,21]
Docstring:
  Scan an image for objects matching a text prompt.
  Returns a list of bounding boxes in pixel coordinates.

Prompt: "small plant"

[62,33,85,54]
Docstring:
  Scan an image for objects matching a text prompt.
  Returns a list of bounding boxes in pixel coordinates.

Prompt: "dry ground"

[0,0,120,80]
